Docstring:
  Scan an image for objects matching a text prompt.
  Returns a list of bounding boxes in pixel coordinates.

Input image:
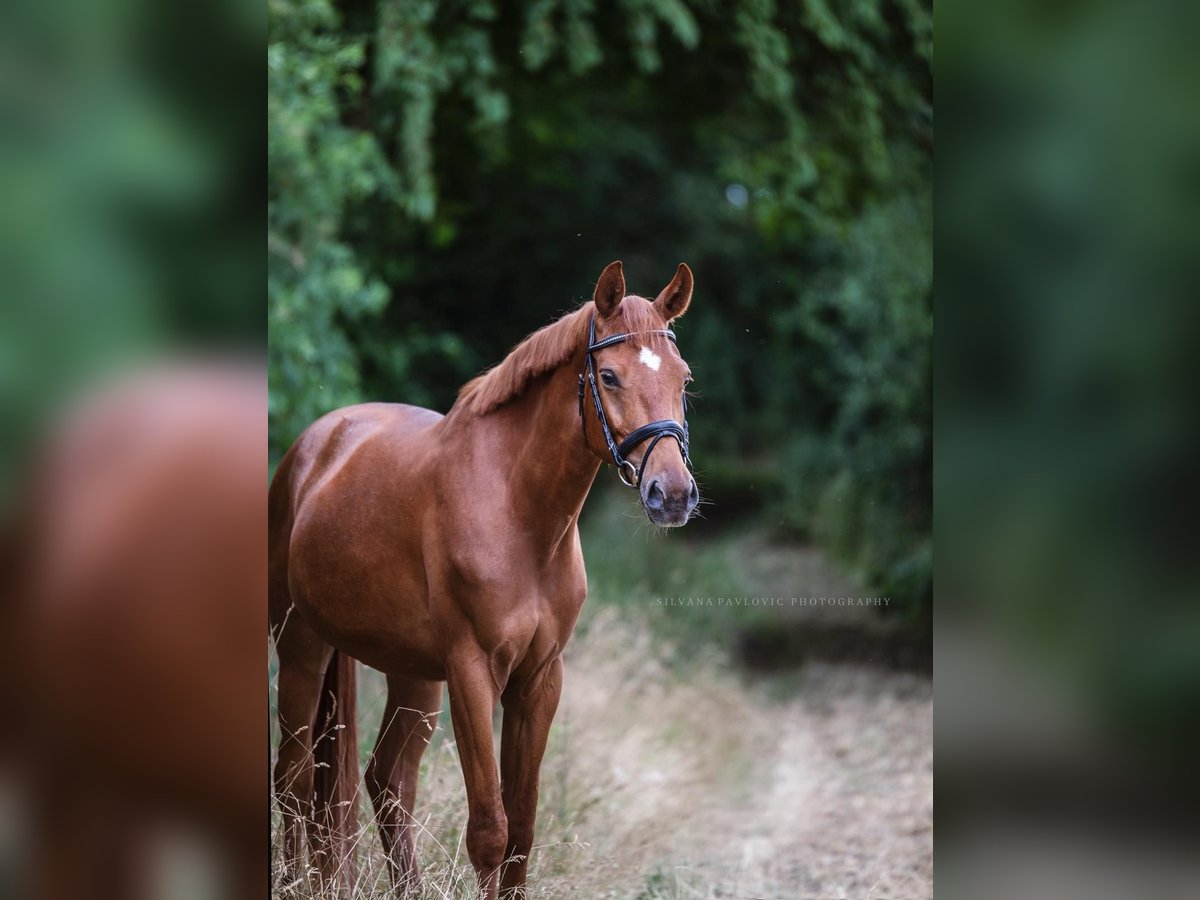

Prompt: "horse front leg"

[499,655,563,898]
[447,648,508,900]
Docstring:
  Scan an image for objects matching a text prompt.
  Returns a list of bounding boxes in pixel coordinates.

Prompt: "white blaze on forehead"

[638,346,662,372]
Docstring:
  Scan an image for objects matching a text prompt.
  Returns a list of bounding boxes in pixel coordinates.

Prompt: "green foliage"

[268,0,396,458]
[775,195,932,619]
[267,0,932,617]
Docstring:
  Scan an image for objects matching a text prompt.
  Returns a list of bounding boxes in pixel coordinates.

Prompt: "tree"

[267,0,932,616]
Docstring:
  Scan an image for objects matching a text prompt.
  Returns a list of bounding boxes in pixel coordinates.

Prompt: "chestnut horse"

[8,366,266,900]
[269,261,698,898]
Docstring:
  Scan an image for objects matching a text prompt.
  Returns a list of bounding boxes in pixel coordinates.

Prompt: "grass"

[579,485,843,650]
[576,485,903,673]
[272,610,764,899]
[270,488,933,899]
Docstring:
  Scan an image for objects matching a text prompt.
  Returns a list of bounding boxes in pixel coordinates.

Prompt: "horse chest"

[436,541,583,638]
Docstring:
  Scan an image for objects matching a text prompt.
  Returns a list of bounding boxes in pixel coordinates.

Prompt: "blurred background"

[939,1,1200,898]
[268,1,932,897]
[1,0,263,898]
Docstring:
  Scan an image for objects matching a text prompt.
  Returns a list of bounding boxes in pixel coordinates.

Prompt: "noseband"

[577,314,692,489]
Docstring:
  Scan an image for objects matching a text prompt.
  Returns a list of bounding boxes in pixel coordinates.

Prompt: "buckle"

[617,459,639,488]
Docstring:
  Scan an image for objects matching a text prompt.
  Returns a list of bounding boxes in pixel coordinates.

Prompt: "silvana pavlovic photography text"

[655,595,892,607]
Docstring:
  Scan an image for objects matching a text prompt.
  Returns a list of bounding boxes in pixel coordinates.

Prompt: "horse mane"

[453,296,666,417]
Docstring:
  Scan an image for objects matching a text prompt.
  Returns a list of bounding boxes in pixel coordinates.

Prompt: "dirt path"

[729,665,933,898]
[531,613,933,899]
[308,538,933,899]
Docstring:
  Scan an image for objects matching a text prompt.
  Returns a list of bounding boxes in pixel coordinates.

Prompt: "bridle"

[577,314,692,489]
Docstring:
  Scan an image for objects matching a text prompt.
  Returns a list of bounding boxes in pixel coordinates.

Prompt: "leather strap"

[579,314,692,488]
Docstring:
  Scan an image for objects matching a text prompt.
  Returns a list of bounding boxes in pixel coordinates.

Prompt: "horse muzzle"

[641,470,699,527]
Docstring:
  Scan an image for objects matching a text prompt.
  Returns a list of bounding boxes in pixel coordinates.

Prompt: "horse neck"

[471,353,602,550]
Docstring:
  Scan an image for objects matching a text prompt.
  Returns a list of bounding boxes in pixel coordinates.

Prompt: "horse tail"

[312,650,360,877]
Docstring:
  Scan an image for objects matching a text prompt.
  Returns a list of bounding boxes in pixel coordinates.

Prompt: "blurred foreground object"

[0,0,261,507]
[0,0,262,896]
[2,365,266,900]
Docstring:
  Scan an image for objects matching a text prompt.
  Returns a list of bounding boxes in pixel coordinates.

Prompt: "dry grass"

[270,608,932,899]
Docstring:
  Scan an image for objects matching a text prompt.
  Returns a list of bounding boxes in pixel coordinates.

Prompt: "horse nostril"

[687,478,699,509]
[645,478,666,511]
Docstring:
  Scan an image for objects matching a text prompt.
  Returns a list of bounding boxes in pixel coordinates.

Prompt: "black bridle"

[577,314,692,489]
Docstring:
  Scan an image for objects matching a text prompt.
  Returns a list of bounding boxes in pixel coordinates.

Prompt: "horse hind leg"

[366,674,443,894]
[271,608,334,894]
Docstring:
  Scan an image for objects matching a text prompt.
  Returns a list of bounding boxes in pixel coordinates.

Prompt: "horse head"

[583,260,699,527]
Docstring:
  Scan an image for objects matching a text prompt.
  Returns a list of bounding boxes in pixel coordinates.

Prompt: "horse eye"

[600,370,619,388]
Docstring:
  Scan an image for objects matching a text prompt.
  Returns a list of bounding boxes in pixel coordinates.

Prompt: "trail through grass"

[271,489,932,898]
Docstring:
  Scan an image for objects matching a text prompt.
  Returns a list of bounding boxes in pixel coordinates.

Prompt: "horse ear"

[654,263,693,321]
[593,260,626,319]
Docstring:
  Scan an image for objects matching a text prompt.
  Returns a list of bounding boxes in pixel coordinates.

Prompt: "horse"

[6,365,267,900]
[268,260,699,898]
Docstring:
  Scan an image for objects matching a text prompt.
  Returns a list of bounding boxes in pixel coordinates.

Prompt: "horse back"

[284,401,430,493]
